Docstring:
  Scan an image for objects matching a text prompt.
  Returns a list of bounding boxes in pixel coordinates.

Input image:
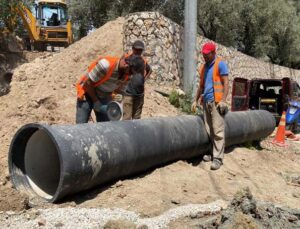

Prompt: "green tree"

[197,0,244,47]
[197,0,300,69]
[67,0,92,39]
[237,0,300,67]
[67,0,184,38]
[0,0,20,31]
[159,0,184,25]
[266,0,300,68]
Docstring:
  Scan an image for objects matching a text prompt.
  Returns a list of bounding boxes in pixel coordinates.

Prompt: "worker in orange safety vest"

[192,42,229,170]
[75,55,144,123]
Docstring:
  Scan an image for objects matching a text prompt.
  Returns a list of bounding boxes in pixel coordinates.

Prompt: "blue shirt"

[203,59,229,102]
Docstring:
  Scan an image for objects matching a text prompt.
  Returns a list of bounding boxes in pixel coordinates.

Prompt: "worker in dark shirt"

[123,40,150,120]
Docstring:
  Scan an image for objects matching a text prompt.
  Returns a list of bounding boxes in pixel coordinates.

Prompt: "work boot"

[203,154,212,162]
[210,159,223,170]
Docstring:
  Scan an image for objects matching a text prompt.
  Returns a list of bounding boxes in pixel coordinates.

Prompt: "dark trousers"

[76,95,111,123]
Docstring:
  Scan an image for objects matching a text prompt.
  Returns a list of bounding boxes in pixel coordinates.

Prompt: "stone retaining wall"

[123,12,300,90]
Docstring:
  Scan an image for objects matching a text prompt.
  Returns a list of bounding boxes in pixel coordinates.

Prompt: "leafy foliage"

[197,0,300,68]
[67,0,184,38]
[0,0,20,31]
[169,90,193,114]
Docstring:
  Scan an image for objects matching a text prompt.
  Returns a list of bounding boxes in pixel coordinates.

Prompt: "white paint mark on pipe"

[88,144,102,179]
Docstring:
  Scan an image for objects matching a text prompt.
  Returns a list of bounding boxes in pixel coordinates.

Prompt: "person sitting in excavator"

[50,13,59,26]
[75,55,144,123]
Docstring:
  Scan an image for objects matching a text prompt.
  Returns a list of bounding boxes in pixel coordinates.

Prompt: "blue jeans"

[76,95,111,123]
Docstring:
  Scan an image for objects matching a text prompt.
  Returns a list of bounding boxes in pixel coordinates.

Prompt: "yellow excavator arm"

[15,3,39,41]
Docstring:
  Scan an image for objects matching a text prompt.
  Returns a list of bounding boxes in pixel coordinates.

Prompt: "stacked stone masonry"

[123,12,300,92]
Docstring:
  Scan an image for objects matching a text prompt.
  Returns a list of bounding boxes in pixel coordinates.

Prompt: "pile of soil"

[170,187,300,228]
[0,34,25,96]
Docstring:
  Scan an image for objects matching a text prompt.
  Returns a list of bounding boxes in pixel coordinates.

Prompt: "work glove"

[191,96,203,113]
[113,94,123,103]
[216,101,228,116]
[191,101,197,113]
[93,100,102,113]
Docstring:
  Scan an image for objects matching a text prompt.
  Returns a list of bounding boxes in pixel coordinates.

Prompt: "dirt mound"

[0,33,26,96]
[218,187,300,228]
[169,187,300,228]
[0,32,23,53]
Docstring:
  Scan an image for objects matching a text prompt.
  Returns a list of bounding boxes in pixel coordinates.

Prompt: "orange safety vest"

[123,52,148,77]
[76,56,119,100]
[199,57,224,103]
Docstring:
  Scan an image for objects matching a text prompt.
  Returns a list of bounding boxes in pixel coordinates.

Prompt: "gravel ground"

[0,200,226,229]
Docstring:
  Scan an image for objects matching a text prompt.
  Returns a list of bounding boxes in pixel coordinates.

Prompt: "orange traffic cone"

[272,111,287,147]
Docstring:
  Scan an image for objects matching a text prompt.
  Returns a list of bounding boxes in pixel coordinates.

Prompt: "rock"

[292,192,300,198]
[144,19,153,29]
[137,225,148,229]
[6,211,16,216]
[171,199,181,205]
[220,212,260,229]
[155,46,163,58]
[190,212,199,219]
[129,34,138,42]
[16,74,27,82]
[25,209,40,220]
[135,19,144,27]
[54,222,64,227]
[230,187,256,215]
[28,100,40,109]
[175,89,185,96]
[147,27,155,35]
[59,84,66,89]
[117,193,126,198]
[288,215,298,222]
[141,26,148,36]
[281,172,300,186]
[104,220,136,229]
[166,48,173,60]
[115,181,123,187]
[146,34,156,41]
[140,12,150,19]
[133,28,140,36]
[38,218,46,226]
[131,15,139,23]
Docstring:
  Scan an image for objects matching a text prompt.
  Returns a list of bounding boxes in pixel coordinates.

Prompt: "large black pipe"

[8,110,275,202]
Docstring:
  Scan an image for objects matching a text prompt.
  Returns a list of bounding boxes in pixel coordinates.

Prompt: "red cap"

[201,42,216,54]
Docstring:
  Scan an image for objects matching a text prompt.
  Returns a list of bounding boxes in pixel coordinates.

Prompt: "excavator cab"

[13,0,72,51]
[34,1,68,27]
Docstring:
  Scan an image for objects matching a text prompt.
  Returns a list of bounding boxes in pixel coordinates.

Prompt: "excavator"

[10,0,73,51]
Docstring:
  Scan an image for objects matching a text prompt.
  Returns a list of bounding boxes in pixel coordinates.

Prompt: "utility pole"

[183,0,197,96]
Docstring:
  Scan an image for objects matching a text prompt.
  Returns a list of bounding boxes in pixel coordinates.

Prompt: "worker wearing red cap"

[192,42,229,170]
